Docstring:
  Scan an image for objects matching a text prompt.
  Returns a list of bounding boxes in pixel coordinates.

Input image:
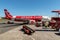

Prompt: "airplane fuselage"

[13,16,42,20]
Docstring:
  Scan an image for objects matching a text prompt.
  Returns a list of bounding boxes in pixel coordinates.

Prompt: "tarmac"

[0,23,22,34]
[0,24,60,40]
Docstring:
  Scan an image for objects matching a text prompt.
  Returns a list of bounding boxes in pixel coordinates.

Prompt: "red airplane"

[4,9,43,24]
[52,10,60,14]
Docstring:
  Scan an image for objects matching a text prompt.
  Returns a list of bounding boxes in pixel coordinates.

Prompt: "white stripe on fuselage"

[13,16,16,18]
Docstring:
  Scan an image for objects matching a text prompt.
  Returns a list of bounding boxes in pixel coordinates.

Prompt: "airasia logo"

[21,16,42,19]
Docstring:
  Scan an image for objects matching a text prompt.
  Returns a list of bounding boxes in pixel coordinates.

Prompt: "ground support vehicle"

[21,25,35,35]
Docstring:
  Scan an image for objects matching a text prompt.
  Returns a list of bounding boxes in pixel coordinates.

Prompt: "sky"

[0,0,60,17]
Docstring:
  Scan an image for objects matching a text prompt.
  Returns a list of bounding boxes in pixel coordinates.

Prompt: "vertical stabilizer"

[4,9,12,19]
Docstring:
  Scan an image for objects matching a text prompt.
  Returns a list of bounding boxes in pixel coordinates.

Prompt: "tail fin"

[4,9,12,19]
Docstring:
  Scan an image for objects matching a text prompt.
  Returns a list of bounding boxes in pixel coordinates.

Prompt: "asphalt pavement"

[0,23,22,34]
